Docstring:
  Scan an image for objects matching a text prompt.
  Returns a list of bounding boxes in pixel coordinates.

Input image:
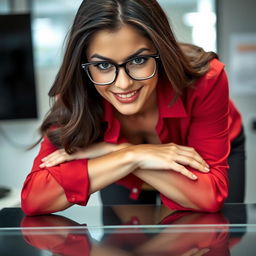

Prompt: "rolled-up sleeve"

[21,136,90,215]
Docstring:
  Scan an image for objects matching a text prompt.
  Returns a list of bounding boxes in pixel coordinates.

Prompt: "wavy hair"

[38,0,218,153]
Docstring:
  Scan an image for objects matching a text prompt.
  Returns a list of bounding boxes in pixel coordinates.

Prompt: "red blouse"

[21,59,242,215]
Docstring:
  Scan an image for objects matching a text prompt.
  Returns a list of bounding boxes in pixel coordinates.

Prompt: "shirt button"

[132,188,138,194]
[70,196,76,202]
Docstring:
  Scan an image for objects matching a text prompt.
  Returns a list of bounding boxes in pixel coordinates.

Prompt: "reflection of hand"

[39,142,131,168]
[133,143,209,180]
[135,212,230,256]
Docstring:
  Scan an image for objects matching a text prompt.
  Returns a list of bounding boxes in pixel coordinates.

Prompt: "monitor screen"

[0,13,38,120]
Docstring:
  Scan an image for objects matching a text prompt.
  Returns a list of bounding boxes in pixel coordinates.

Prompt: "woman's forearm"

[134,169,199,209]
[87,142,203,210]
[76,142,210,208]
[88,146,138,194]
[133,167,224,212]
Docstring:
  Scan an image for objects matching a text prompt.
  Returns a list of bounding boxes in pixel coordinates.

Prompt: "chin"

[117,109,139,116]
[115,104,141,116]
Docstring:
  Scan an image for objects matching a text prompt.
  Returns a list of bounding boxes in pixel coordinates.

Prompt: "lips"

[112,88,142,104]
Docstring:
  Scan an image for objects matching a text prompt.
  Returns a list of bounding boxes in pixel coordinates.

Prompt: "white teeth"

[117,90,137,98]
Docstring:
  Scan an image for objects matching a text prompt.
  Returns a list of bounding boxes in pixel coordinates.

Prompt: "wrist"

[115,142,132,151]
[120,145,141,171]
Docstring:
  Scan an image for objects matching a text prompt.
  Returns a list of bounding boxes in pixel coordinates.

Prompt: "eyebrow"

[90,48,152,62]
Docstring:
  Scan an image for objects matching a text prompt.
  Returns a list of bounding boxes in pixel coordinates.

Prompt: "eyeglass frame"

[81,54,160,86]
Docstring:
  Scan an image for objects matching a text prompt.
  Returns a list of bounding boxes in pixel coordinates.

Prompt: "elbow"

[162,172,228,213]
[22,206,41,217]
[194,189,227,213]
[21,187,53,216]
[21,185,73,216]
[21,192,43,216]
[21,170,70,216]
[21,200,41,216]
[197,196,225,213]
[192,174,228,213]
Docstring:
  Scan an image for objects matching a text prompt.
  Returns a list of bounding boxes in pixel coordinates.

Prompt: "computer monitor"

[0,13,38,120]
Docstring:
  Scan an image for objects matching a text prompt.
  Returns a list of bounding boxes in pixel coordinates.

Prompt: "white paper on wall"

[229,33,256,95]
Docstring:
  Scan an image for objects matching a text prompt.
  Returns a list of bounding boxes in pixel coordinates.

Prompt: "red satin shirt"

[21,59,242,215]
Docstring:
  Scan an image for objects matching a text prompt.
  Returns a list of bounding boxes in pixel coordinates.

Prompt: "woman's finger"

[41,149,65,162]
[175,144,198,152]
[175,145,209,168]
[170,162,198,180]
[175,155,209,173]
[193,248,210,256]
[40,150,71,167]
[181,248,199,256]
[41,153,62,165]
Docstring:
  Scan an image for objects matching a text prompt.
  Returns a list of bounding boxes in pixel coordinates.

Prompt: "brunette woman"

[21,0,245,216]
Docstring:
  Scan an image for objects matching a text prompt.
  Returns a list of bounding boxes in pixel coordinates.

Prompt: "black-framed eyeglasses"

[81,54,160,86]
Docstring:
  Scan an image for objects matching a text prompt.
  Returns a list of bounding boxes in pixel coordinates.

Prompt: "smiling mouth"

[116,90,137,98]
[112,88,142,103]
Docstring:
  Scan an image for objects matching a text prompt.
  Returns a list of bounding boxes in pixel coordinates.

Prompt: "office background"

[0,0,255,206]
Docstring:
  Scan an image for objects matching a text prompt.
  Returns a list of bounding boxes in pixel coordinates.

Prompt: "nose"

[114,67,133,90]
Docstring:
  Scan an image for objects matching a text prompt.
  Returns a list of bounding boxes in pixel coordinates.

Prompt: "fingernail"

[39,163,44,168]
[205,167,210,172]
[192,174,198,180]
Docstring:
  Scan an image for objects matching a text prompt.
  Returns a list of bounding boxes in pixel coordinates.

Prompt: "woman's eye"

[131,57,147,65]
[97,62,113,70]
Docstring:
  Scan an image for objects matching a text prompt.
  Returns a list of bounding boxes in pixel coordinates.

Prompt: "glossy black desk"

[0,203,255,255]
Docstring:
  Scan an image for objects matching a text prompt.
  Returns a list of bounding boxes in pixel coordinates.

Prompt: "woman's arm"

[21,141,137,215]
[22,137,208,215]
[135,63,231,212]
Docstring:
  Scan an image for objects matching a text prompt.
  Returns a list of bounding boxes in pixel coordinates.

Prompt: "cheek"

[145,77,158,92]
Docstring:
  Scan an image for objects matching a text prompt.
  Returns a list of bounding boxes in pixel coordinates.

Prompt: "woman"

[21,0,245,216]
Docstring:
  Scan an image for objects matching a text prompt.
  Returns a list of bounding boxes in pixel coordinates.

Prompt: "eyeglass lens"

[87,56,157,85]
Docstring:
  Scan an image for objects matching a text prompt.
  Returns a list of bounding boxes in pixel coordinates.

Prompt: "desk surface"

[0,203,256,255]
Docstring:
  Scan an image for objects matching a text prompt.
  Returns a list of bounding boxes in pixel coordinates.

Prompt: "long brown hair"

[39,0,218,153]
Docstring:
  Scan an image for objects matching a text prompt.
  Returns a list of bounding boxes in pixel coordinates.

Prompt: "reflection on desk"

[21,212,232,256]
[0,204,255,256]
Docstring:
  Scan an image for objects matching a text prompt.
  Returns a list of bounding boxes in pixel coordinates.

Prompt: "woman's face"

[86,24,159,116]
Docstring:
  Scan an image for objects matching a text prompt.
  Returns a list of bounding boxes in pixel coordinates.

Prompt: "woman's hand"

[39,142,131,168]
[133,143,209,180]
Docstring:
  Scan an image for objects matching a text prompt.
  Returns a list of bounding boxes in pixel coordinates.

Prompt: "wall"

[217,0,256,203]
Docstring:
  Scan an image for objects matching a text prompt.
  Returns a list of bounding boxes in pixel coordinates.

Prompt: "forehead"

[86,24,155,61]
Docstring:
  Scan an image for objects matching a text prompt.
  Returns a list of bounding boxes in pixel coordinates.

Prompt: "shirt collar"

[102,99,121,143]
[156,78,188,119]
[102,79,188,143]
